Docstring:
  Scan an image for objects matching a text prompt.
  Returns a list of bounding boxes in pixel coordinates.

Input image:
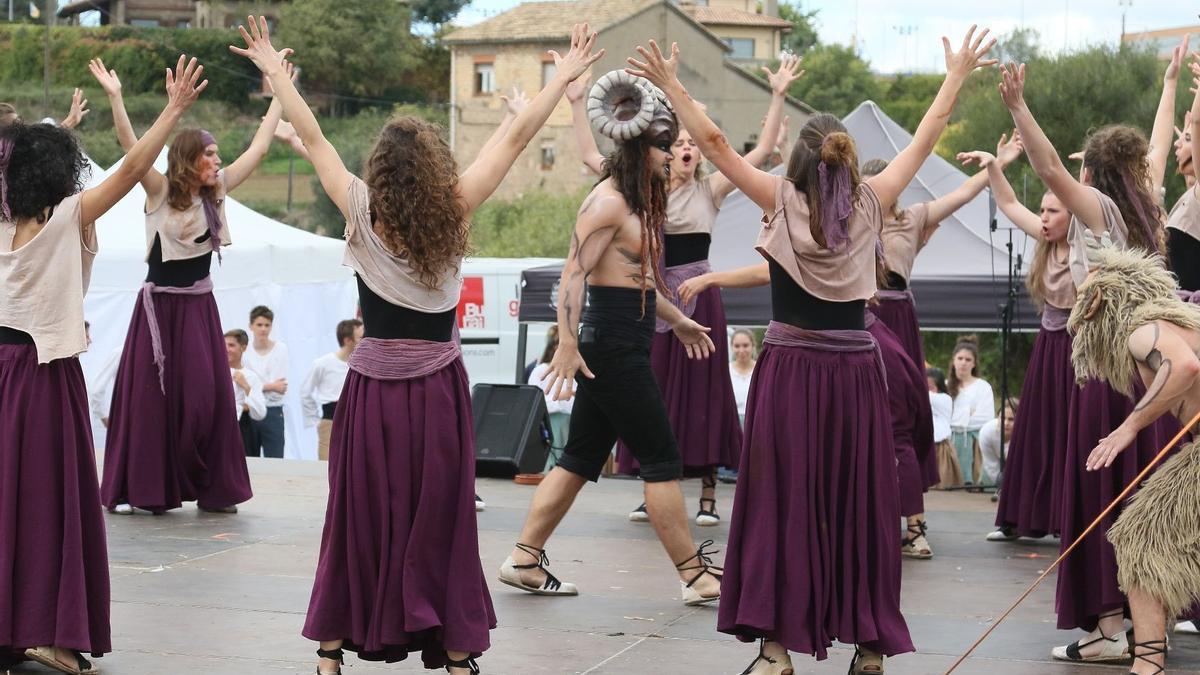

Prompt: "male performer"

[300,319,362,461]
[1068,247,1200,675]
[226,329,267,441]
[499,71,722,605]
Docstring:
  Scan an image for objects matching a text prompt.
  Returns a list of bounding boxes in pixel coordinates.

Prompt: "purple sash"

[1176,289,1200,304]
[1041,305,1070,331]
[142,276,214,394]
[763,320,886,386]
[877,288,915,305]
[655,259,711,333]
[349,337,461,380]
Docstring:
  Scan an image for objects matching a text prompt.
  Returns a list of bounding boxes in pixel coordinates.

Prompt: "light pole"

[1119,0,1133,43]
[43,0,52,112]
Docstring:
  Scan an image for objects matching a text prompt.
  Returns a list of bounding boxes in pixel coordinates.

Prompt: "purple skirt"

[873,296,938,490]
[867,317,933,517]
[616,285,742,476]
[0,345,110,658]
[1054,378,1180,631]
[717,340,913,659]
[995,326,1073,538]
[100,290,251,511]
[302,358,496,666]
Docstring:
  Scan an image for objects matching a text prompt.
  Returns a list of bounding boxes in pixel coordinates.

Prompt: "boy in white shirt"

[300,319,362,460]
[243,305,288,458]
[226,330,267,452]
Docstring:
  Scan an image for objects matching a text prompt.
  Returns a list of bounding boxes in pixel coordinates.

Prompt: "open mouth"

[681,153,693,165]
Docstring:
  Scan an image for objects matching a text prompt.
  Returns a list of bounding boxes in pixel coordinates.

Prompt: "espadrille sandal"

[676,539,722,606]
[739,639,793,674]
[848,646,884,674]
[315,646,343,675]
[23,647,97,675]
[446,655,481,674]
[1128,638,1167,674]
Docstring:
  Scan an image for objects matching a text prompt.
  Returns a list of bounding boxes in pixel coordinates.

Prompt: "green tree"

[410,0,471,26]
[785,43,881,116]
[878,72,943,132]
[994,27,1041,65]
[778,2,819,55]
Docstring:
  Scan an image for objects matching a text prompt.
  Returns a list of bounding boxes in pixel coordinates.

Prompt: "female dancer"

[1171,59,1200,296]
[90,55,285,515]
[999,61,1178,663]
[630,26,996,674]
[567,57,801,525]
[958,145,1073,541]
[0,56,204,675]
[231,16,602,675]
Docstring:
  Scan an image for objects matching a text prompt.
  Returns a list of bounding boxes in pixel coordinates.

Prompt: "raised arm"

[1189,60,1200,197]
[222,95,285,191]
[60,88,89,130]
[472,86,528,168]
[1086,321,1200,470]
[958,148,1043,239]
[629,41,777,211]
[566,73,605,175]
[677,261,770,305]
[706,54,804,202]
[273,120,312,162]
[231,16,353,217]
[1149,35,1188,199]
[1000,62,1105,233]
[868,26,997,211]
[457,24,604,216]
[921,131,1024,232]
[81,56,206,226]
[89,58,167,201]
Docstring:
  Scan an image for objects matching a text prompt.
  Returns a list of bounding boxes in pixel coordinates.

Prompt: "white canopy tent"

[80,150,358,460]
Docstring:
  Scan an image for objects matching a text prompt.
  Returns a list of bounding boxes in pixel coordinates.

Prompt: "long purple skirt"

[717,341,913,659]
[867,317,933,517]
[100,290,251,511]
[1054,379,1180,631]
[995,326,1072,538]
[616,285,742,476]
[302,359,495,666]
[0,345,110,659]
[873,296,939,490]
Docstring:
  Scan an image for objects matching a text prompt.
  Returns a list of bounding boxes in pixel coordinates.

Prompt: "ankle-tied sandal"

[1051,608,1129,662]
[498,542,578,596]
[676,539,722,606]
[1128,638,1167,674]
[739,639,793,674]
[848,646,884,674]
[697,476,720,526]
[901,521,932,559]
[316,646,343,675]
[23,647,97,675]
[446,655,481,674]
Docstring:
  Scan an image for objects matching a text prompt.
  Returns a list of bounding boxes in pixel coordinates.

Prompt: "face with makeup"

[196,143,221,188]
[644,112,678,181]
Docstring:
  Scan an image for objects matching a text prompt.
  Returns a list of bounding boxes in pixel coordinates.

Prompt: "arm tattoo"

[1135,359,1172,412]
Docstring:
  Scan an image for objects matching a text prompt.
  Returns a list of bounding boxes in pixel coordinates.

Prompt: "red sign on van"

[458,276,485,329]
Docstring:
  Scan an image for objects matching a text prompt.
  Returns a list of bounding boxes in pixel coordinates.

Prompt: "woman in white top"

[948,336,994,485]
[728,329,756,425]
[527,325,573,469]
[0,56,204,675]
[926,367,961,488]
[978,397,1017,488]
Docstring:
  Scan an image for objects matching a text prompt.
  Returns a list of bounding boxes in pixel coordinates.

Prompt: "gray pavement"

[10,458,1200,674]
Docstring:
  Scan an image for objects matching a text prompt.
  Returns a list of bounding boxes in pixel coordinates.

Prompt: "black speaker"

[472,384,551,477]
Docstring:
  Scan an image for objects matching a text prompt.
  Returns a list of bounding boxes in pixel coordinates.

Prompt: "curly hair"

[364,117,468,289]
[785,113,862,249]
[600,137,670,315]
[0,122,88,222]
[1082,125,1165,254]
[166,129,219,212]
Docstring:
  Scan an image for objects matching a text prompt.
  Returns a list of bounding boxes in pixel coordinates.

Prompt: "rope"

[943,407,1200,674]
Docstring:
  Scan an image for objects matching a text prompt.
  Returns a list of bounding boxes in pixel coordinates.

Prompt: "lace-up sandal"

[848,646,884,674]
[1127,638,1167,674]
[498,542,578,596]
[739,640,793,674]
[1051,609,1130,662]
[446,655,481,674]
[315,646,343,675]
[697,476,720,526]
[23,647,97,675]
[675,539,722,606]
[900,521,932,559]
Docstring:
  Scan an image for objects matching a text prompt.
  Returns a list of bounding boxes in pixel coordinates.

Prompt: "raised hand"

[943,25,997,80]
[164,54,208,112]
[672,316,715,360]
[88,58,122,98]
[995,130,1024,164]
[626,40,681,92]
[565,72,591,104]
[500,86,530,115]
[1166,34,1190,82]
[998,62,1026,110]
[229,15,293,75]
[549,23,605,84]
[763,53,804,96]
[956,150,996,168]
[61,88,89,129]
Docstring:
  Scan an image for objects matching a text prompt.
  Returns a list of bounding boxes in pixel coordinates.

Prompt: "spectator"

[226,330,266,446]
[723,329,757,483]
[528,325,572,468]
[242,305,288,458]
[927,367,961,489]
[300,319,363,461]
[979,397,1018,489]
[948,336,994,486]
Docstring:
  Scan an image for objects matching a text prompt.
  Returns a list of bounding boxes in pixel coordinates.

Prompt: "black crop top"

[1169,229,1200,292]
[768,259,866,331]
[356,275,455,342]
[145,233,212,287]
[663,233,711,267]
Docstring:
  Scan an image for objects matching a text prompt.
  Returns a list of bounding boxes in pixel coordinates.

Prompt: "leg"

[696,468,720,526]
[316,639,343,675]
[239,411,258,458]
[641,479,718,596]
[952,431,973,485]
[317,419,332,461]
[1128,586,1168,675]
[260,406,285,458]
[510,467,588,563]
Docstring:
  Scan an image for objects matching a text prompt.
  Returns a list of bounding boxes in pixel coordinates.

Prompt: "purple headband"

[199,130,216,147]
[196,129,223,260]
[816,140,853,251]
[0,137,13,221]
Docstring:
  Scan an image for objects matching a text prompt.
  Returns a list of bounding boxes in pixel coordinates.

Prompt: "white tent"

[80,150,358,460]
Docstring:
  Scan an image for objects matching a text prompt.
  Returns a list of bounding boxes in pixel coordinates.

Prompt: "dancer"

[1171,57,1200,296]
[0,89,89,130]
[958,145,1074,540]
[629,25,996,673]
[91,53,282,515]
[299,319,362,461]
[225,329,267,429]
[0,55,204,675]
[243,305,288,458]
[500,67,722,608]
[999,60,1179,662]
[1067,247,1200,675]
[232,16,602,675]
[567,56,801,525]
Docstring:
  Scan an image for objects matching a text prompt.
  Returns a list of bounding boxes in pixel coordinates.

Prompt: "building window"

[474,63,496,95]
[541,143,555,171]
[176,19,190,28]
[542,62,557,88]
[130,18,160,27]
[723,38,755,60]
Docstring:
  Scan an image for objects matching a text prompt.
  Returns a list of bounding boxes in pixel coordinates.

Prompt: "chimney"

[763,0,778,17]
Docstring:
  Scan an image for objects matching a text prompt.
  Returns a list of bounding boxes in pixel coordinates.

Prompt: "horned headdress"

[586,70,677,143]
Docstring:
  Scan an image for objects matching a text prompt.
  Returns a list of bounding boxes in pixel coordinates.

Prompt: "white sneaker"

[628,503,650,522]
[1051,627,1129,662]
[1176,620,1200,634]
[474,494,485,512]
[497,544,578,596]
[986,527,1019,542]
[109,503,133,515]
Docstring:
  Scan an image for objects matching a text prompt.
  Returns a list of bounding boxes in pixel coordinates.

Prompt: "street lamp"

[1119,0,1133,43]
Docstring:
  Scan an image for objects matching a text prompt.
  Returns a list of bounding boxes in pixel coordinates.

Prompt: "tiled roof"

[684,6,791,29]
[444,0,657,44]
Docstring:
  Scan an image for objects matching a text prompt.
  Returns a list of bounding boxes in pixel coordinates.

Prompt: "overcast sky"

[455,0,1196,73]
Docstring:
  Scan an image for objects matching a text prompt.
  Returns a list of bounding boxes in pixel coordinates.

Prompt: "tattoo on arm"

[1134,323,1171,412]
[560,222,617,338]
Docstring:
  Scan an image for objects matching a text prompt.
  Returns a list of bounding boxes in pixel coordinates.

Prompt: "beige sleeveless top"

[1041,239,1076,310]
[144,171,231,262]
[880,203,932,282]
[1067,187,1128,288]
[0,193,96,363]
[756,177,884,302]
[343,176,462,312]
[665,177,720,236]
[1167,184,1200,240]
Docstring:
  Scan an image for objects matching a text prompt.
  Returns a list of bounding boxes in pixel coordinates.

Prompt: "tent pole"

[515,322,529,384]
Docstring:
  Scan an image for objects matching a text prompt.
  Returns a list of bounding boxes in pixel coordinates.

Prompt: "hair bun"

[956,334,980,346]
[820,131,855,165]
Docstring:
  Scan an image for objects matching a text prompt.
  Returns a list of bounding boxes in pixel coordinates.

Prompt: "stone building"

[56,0,286,29]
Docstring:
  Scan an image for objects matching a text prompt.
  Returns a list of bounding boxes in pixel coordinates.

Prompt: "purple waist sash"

[1041,305,1070,331]
[348,337,461,380]
[1176,289,1200,304]
[877,288,915,305]
[655,259,712,333]
[763,320,886,386]
[142,276,214,395]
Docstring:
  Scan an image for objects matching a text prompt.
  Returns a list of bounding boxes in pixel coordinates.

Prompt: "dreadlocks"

[599,137,670,316]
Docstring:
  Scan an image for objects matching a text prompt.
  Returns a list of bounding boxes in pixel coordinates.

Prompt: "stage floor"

[10,457,1200,674]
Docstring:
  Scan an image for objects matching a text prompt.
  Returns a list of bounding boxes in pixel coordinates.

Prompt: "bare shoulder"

[578,180,631,224]
[1127,322,1160,362]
